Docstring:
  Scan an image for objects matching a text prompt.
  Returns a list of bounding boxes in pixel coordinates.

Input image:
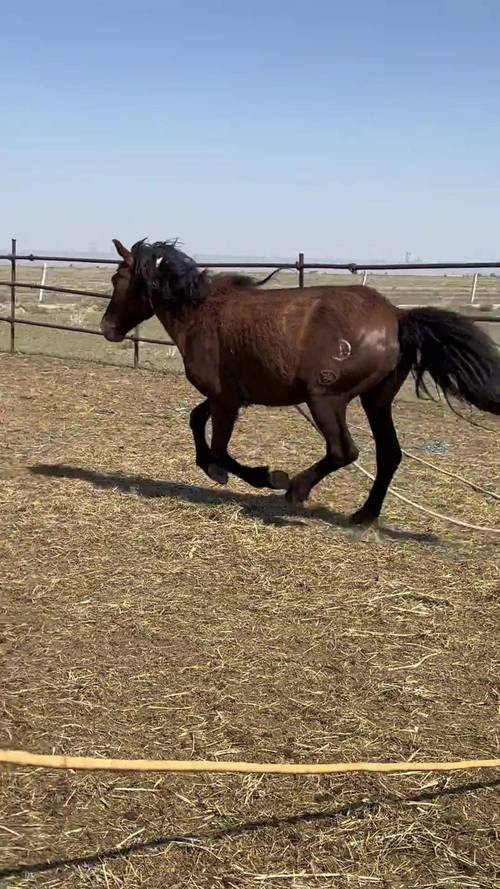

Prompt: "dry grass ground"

[1,353,499,888]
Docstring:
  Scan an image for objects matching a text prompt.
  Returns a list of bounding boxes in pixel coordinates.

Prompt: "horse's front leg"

[189,399,212,474]
[208,400,289,490]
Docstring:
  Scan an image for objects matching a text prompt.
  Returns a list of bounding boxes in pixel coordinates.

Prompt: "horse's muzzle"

[100,318,124,342]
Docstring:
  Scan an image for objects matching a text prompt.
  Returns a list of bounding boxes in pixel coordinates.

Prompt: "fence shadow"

[30,462,442,546]
[1,775,499,880]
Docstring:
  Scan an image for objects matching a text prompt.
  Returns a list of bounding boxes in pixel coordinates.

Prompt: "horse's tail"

[398,306,500,415]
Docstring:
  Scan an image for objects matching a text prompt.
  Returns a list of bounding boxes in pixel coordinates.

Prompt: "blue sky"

[1,0,499,260]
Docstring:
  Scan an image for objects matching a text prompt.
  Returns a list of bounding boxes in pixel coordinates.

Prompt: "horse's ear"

[112,238,134,268]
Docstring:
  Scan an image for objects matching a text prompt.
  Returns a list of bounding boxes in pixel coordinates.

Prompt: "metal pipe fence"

[1,241,499,370]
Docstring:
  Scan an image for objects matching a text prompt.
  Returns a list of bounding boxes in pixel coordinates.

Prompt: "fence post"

[133,326,140,368]
[10,238,16,354]
[298,251,304,288]
[362,270,368,286]
[470,273,478,305]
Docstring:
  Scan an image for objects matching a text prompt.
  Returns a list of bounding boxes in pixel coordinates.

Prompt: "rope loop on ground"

[293,405,500,534]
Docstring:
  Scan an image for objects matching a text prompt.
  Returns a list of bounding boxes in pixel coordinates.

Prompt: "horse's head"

[101,238,206,342]
[100,239,155,342]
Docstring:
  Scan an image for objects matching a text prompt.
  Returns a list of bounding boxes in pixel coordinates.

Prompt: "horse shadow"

[29,462,442,546]
[1,775,499,880]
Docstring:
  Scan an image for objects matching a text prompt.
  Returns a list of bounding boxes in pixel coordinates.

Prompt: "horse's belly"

[222,353,303,406]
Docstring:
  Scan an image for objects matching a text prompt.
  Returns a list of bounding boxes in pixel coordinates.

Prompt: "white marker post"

[38,263,48,304]
[470,273,478,305]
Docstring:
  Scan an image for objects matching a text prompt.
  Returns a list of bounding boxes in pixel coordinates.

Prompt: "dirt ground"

[1,353,499,888]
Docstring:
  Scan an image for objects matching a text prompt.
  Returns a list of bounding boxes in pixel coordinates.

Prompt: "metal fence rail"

[1,239,500,370]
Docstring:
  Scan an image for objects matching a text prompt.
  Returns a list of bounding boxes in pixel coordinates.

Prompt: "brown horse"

[101,239,499,525]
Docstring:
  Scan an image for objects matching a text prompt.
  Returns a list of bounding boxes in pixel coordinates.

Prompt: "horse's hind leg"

[208,400,290,490]
[350,374,404,526]
[286,395,359,504]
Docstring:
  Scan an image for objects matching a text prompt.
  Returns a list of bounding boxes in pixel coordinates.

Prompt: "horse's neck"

[156,306,197,356]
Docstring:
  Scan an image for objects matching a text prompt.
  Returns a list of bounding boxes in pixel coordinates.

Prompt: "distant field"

[1,264,499,368]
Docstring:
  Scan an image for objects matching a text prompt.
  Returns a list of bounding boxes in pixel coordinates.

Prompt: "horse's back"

[197,283,400,405]
[220,283,399,365]
[296,286,400,396]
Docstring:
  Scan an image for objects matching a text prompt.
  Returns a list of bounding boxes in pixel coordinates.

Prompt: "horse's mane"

[131,240,282,308]
[225,273,256,288]
[209,272,259,292]
[131,239,208,310]
[206,269,283,293]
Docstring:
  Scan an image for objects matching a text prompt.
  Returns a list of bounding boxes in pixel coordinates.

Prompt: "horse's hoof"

[350,522,382,543]
[285,486,307,506]
[268,469,290,490]
[207,463,229,486]
[349,509,377,527]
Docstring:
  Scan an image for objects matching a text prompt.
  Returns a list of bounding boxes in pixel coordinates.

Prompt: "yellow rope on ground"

[1,749,500,776]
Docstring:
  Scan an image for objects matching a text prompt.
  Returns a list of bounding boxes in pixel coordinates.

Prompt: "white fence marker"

[470,273,478,305]
[38,263,48,304]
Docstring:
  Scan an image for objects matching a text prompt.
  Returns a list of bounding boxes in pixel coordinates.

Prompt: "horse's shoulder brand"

[333,339,352,361]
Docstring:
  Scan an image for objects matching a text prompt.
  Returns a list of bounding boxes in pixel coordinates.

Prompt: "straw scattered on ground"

[1,353,499,888]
